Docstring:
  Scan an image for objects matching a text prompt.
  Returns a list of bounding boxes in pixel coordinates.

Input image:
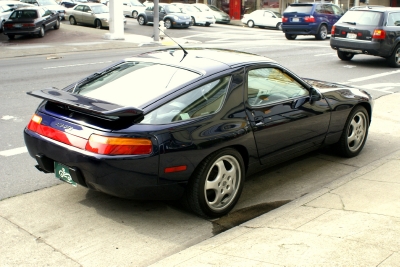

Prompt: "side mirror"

[310,87,322,103]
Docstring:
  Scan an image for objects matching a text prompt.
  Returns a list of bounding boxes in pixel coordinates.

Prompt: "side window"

[388,12,400,26]
[75,5,84,11]
[247,68,308,106]
[314,4,322,14]
[84,6,91,12]
[332,5,343,16]
[142,76,231,124]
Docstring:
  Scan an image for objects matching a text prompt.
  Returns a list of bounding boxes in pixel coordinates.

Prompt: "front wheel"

[38,25,45,38]
[190,16,195,26]
[285,33,297,40]
[138,15,146,25]
[184,148,245,218]
[95,19,102,29]
[337,50,354,61]
[335,106,369,158]
[315,24,328,40]
[247,20,254,28]
[164,19,172,29]
[53,18,60,29]
[387,44,400,68]
[69,16,77,25]
[132,11,138,19]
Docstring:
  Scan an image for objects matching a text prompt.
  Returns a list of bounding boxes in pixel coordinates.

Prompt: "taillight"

[372,29,386,39]
[331,25,336,35]
[304,16,315,23]
[27,114,152,155]
[85,134,152,155]
[282,17,288,23]
[3,24,13,29]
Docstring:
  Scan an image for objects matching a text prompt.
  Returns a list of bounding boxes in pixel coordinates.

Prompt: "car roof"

[128,48,275,75]
[349,6,400,12]
[76,2,105,6]
[12,6,42,10]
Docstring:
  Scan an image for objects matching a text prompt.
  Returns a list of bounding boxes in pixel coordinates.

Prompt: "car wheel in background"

[53,18,60,29]
[95,19,102,29]
[1,20,4,32]
[138,15,146,25]
[205,22,210,27]
[335,106,369,158]
[337,50,354,61]
[184,148,245,218]
[247,20,254,28]
[315,24,328,40]
[69,16,77,25]
[164,19,172,29]
[190,16,195,26]
[38,25,45,38]
[276,22,282,30]
[132,11,138,18]
[388,44,400,68]
[285,33,297,40]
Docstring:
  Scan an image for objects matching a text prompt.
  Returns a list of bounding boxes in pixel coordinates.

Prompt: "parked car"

[24,48,373,218]
[330,7,400,68]
[122,0,145,19]
[137,3,191,29]
[172,3,215,26]
[0,3,14,31]
[282,2,344,40]
[3,6,60,39]
[193,3,230,24]
[59,0,87,8]
[1,0,34,10]
[19,0,67,20]
[66,2,126,29]
[241,9,282,30]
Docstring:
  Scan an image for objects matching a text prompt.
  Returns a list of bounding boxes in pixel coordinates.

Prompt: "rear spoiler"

[27,88,143,118]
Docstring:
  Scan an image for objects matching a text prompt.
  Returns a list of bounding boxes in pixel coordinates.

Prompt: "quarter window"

[142,76,231,124]
[247,68,308,106]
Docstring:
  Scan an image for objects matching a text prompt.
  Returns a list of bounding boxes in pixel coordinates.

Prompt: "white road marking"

[314,53,336,57]
[348,70,400,83]
[43,61,112,69]
[343,65,357,68]
[1,115,14,120]
[0,147,28,157]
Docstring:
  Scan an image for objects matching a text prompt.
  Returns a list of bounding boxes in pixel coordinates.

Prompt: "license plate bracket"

[346,33,357,39]
[54,162,77,186]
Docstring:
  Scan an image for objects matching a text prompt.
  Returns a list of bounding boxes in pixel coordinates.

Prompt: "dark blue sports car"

[24,48,373,218]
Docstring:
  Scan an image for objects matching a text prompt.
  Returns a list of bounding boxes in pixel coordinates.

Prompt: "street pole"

[104,0,124,40]
[154,0,159,42]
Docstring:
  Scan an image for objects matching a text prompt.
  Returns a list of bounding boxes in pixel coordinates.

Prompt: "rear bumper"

[24,128,186,200]
[330,38,389,57]
[4,27,41,36]
[282,24,319,35]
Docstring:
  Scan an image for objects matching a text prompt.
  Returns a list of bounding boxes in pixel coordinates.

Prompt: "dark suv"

[330,7,400,68]
[282,2,344,40]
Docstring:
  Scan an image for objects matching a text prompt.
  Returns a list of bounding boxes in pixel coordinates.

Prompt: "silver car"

[66,2,126,28]
[122,0,145,19]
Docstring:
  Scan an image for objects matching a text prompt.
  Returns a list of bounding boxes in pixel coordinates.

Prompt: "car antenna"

[158,27,188,62]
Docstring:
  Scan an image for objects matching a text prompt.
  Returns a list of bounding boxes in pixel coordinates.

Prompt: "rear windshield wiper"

[343,21,356,25]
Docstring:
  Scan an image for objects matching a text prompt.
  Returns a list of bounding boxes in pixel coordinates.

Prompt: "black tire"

[285,33,297,40]
[38,25,45,38]
[132,10,138,18]
[247,20,254,28]
[335,106,369,158]
[164,19,172,29]
[95,19,102,29]
[387,44,400,68]
[190,16,195,26]
[337,50,354,61]
[69,16,77,25]
[1,20,4,33]
[205,22,210,27]
[137,15,146,25]
[276,22,282,30]
[7,34,15,40]
[315,24,328,40]
[184,148,245,218]
[53,18,60,29]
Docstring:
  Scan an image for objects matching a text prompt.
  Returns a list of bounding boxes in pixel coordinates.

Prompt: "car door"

[73,4,84,23]
[262,10,276,27]
[245,65,331,166]
[82,5,92,24]
[145,5,154,22]
[42,8,56,29]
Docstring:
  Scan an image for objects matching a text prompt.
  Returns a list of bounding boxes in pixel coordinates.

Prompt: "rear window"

[10,10,38,19]
[75,61,201,108]
[284,4,313,14]
[337,10,383,26]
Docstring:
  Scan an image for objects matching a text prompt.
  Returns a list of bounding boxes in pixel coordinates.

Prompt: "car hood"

[167,12,190,19]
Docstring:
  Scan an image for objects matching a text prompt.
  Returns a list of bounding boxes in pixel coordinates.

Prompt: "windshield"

[208,5,221,12]
[284,4,313,13]
[164,5,181,13]
[91,4,108,14]
[129,0,144,6]
[184,5,200,12]
[37,0,58,5]
[338,10,383,26]
[76,61,201,108]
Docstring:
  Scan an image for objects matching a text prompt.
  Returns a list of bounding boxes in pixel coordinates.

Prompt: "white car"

[122,0,145,19]
[192,3,230,24]
[172,3,215,26]
[0,1,34,30]
[241,9,282,30]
